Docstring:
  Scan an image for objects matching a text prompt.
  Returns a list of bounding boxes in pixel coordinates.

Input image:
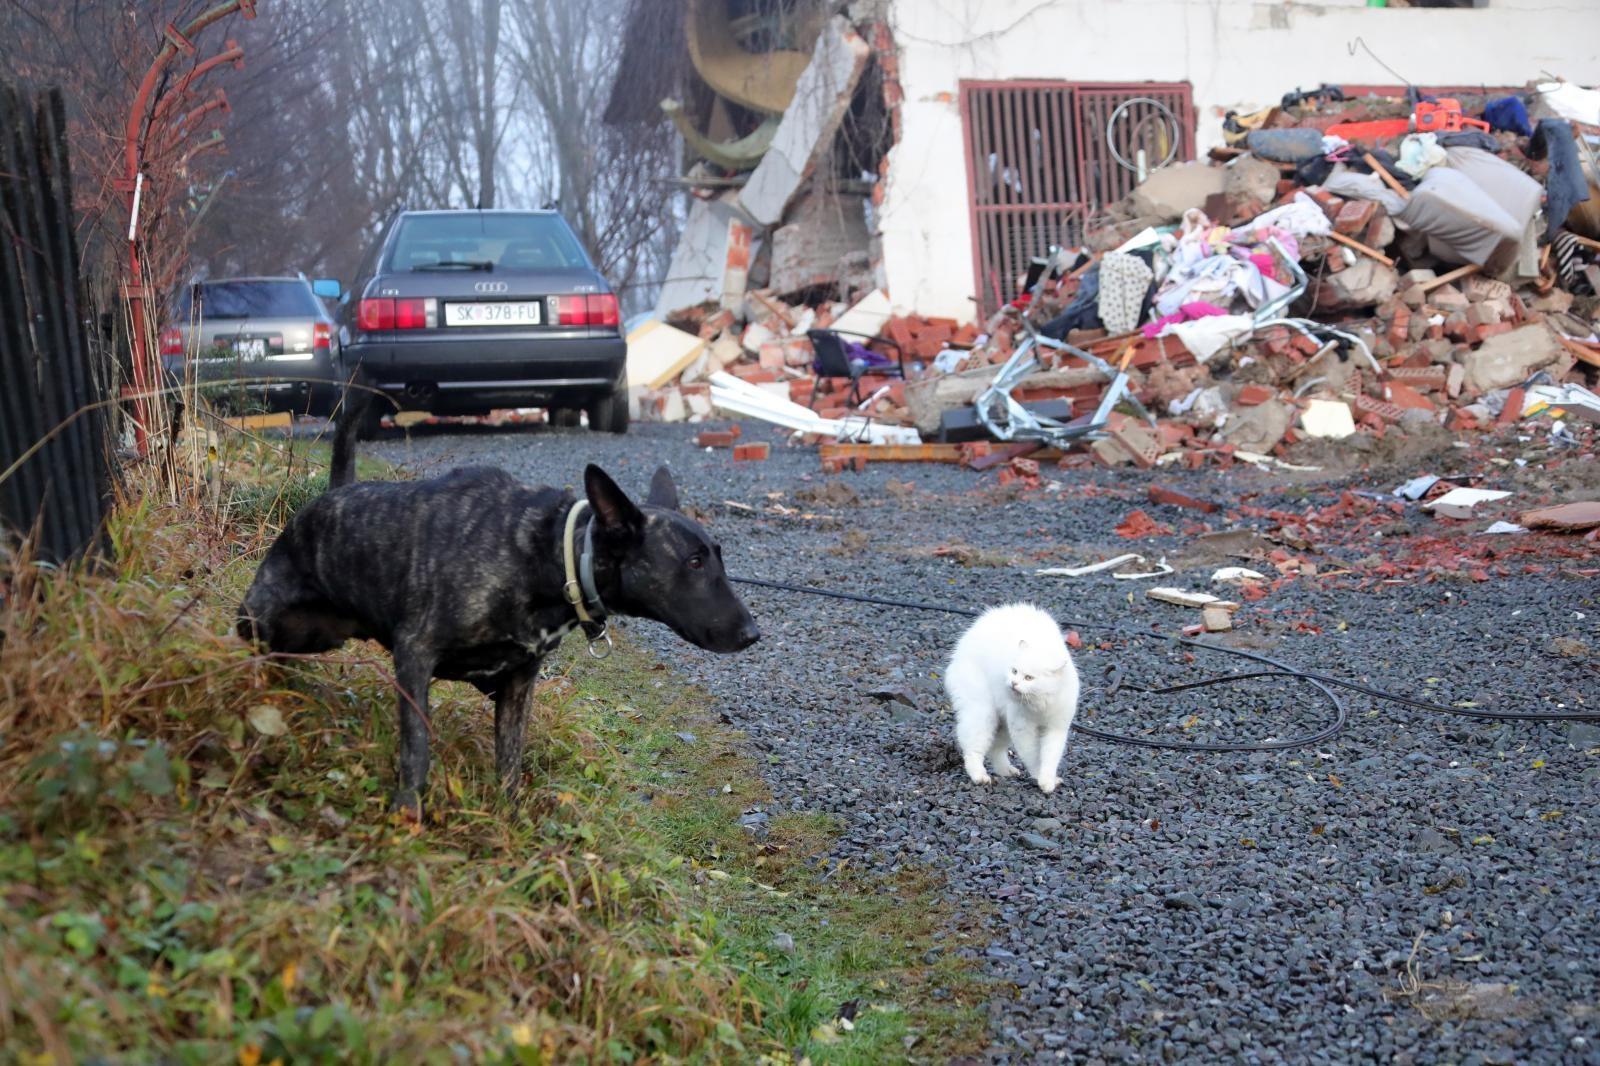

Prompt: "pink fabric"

[1141,301,1230,338]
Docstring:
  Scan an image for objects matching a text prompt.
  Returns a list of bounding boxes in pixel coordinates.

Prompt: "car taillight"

[394,298,435,329]
[358,298,393,330]
[358,297,435,331]
[313,322,332,351]
[586,293,619,327]
[159,326,183,356]
[553,295,586,326]
[554,294,619,327]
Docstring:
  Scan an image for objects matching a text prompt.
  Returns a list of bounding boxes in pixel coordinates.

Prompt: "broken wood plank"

[1147,587,1240,611]
[1419,263,1481,293]
[1558,335,1600,369]
[221,412,293,431]
[1328,230,1395,267]
[818,443,966,463]
[1363,152,1411,201]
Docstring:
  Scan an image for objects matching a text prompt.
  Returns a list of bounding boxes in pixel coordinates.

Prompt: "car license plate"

[234,337,267,359]
[445,301,542,327]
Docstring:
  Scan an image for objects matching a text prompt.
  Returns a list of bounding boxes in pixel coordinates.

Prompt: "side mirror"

[312,277,342,299]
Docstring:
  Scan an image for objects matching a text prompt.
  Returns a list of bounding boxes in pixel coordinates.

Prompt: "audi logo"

[473,281,509,293]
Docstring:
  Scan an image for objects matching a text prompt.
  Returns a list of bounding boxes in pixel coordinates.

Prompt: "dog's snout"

[735,620,761,650]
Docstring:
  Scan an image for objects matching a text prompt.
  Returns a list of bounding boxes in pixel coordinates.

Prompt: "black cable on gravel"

[731,575,1600,753]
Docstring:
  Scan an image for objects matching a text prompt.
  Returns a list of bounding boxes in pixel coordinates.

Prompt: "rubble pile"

[636,78,1600,470]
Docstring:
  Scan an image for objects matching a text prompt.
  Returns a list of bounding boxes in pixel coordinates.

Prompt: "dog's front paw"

[995,762,1022,778]
[966,769,993,785]
[390,788,424,829]
[1037,775,1060,794]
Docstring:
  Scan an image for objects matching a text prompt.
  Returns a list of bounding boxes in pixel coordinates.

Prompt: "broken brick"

[1235,384,1274,406]
[1114,509,1172,539]
[1147,485,1220,514]
[1353,393,1406,423]
[733,443,770,461]
[1384,381,1434,411]
[1334,199,1377,236]
[1496,387,1525,426]
[1388,365,1447,390]
[695,430,740,448]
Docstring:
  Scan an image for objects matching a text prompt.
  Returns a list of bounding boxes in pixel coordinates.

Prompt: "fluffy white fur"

[944,603,1080,793]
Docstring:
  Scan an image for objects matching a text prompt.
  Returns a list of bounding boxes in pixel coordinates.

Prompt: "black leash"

[729,576,1600,753]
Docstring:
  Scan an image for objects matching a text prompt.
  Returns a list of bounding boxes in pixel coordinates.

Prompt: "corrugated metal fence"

[0,84,112,565]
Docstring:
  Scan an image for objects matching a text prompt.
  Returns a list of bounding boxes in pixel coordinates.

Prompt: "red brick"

[731,365,780,384]
[1147,485,1220,513]
[1353,393,1406,423]
[788,378,815,405]
[1497,387,1525,426]
[1388,366,1447,390]
[695,430,739,448]
[1384,382,1434,411]
[1334,199,1378,236]
[1235,384,1274,406]
[733,443,769,461]
[1387,309,1411,349]
[1447,407,1480,432]
[1291,334,1323,357]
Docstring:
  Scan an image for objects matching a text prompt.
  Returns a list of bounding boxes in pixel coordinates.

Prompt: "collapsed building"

[603,0,1600,463]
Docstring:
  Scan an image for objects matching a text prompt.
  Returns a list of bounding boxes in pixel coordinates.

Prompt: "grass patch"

[0,435,984,1062]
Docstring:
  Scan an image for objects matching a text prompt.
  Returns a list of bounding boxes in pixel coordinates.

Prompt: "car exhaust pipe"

[403,381,437,403]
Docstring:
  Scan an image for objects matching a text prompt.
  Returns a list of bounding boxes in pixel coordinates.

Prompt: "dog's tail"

[328,371,372,489]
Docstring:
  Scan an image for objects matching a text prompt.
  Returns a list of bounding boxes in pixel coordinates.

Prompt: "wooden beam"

[221,412,292,431]
[1327,230,1395,267]
[1558,335,1600,369]
[819,443,966,463]
[1363,152,1411,201]
[1418,263,1480,293]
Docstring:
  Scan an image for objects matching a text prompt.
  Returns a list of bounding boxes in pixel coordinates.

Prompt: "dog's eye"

[686,555,705,570]
[1023,675,1033,681]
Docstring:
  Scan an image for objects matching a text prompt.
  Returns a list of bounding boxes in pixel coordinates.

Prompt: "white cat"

[945,603,1080,794]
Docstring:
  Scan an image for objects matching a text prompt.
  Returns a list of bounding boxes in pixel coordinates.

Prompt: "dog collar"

[562,500,612,658]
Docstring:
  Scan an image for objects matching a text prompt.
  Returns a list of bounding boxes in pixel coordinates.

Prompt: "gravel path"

[370,420,1599,1064]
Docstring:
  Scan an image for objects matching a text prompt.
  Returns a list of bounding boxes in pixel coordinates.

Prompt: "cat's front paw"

[1037,775,1060,794]
[995,762,1022,778]
[966,768,993,785]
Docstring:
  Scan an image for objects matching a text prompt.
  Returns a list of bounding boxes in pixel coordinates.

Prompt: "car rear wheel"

[585,378,628,435]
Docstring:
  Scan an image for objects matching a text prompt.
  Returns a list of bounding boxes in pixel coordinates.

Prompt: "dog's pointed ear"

[646,465,680,511]
[585,465,643,535]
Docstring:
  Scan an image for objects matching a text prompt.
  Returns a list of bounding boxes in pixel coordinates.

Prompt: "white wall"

[879,0,1600,319]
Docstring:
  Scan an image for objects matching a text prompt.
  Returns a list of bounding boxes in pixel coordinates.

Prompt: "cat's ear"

[1017,638,1029,652]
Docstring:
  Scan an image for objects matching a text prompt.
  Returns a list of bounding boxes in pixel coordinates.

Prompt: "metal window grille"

[961,81,1196,317]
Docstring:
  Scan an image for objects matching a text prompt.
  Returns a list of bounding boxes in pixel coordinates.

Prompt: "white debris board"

[626,320,708,390]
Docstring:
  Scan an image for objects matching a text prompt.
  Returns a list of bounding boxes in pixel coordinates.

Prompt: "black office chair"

[805,329,906,410]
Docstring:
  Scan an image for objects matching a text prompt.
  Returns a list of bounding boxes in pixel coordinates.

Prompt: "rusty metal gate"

[961,80,1195,316]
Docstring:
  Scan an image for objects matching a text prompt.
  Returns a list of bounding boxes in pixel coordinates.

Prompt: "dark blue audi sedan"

[338,209,627,435]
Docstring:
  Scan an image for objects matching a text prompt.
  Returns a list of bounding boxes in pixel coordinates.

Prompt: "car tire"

[585,377,629,435]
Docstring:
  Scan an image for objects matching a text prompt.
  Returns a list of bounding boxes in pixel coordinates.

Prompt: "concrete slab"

[739,16,871,227]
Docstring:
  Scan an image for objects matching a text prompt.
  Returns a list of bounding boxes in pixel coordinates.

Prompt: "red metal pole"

[123,2,252,456]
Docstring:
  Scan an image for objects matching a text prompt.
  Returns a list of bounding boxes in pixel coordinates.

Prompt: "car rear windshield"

[384,213,590,273]
[177,281,322,320]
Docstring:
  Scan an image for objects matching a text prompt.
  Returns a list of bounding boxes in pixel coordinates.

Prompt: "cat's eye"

[1024,675,1033,681]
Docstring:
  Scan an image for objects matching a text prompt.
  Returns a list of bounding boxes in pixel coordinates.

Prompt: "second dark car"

[339,209,628,435]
